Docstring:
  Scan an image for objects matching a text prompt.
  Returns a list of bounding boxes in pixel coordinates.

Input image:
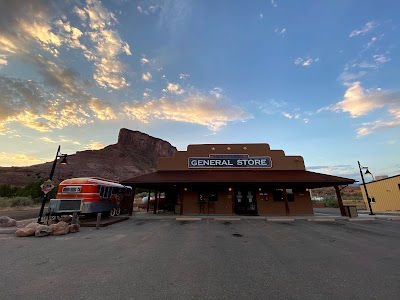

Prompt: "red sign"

[41,180,55,194]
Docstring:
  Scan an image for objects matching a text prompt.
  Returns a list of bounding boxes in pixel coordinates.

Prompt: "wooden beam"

[147,189,151,212]
[335,185,346,216]
[283,188,290,215]
[128,188,135,216]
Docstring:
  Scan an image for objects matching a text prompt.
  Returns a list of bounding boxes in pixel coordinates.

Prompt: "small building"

[122,144,355,216]
[361,175,400,211]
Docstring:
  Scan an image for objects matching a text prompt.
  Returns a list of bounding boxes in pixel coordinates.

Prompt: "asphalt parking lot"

[1,219,400,300]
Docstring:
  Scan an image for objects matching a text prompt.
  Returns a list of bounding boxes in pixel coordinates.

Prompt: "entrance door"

[235,189,257,215]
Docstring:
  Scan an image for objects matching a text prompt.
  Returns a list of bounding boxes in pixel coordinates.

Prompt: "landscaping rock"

[0,216,17,227]
[49,221,69,235]
[35,225,53,237]
[25,223,40,230]
[69,223,80,233]
[15,227,36,237]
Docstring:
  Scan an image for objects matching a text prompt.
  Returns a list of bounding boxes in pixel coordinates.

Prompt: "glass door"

[235,189,257,215]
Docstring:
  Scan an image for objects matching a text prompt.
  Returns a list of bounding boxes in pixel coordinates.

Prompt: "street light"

[358,161,374,215]
[37,145,68,224]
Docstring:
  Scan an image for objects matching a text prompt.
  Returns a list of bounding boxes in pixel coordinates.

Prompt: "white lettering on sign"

[188,155,272,168]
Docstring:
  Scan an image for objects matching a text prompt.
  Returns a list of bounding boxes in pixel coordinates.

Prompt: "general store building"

[123,144,355,216]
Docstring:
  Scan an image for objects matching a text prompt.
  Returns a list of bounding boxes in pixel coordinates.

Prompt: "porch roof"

[122,170,355,189]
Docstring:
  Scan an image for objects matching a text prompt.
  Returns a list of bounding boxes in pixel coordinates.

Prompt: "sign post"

[41,179,55,195]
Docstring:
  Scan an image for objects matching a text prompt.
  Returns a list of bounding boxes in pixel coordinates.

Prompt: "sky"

[0,0,399,182]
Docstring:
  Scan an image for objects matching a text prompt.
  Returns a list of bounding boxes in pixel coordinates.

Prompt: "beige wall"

[361,176,400,211]
[158,143,305,171]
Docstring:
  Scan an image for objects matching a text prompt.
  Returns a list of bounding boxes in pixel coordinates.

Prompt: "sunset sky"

[0,0,399,181]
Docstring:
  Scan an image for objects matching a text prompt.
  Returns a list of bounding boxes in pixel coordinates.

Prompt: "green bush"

[324,197,339,208]
[10,197,34,207]
[0,197,34,208]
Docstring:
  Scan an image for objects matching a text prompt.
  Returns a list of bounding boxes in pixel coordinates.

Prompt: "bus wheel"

[115,207,121,216]
[110,208,116,217]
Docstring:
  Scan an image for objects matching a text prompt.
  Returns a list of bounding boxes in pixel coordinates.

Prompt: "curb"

[267,218,295,222]
[308,218,336,222]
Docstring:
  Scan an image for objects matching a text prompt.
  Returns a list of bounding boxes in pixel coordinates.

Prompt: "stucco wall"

[158,144,305,171]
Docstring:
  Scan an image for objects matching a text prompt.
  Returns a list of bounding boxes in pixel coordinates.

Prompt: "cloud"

[337,70,367,82]
[274,28,286,37]
[141,57,150,64]
[158,0,192,33]
[271,0,278,8]
[0,152,42,167]
[85,140,105,150]
[142,72,152,81]
[306,165,356,176]
[330,82,400,136]
[294,56,320,67]
[164,83,185,95]
[40,137,57,143]
[137,5,160,15]
[179,73,189,80]
[349,21,377,37]
[88,99,117,120]
[0,0,132,90]
[0,76,111,132]
[259,12,264,20]
[282,112,300,119]
[123,90,251,131]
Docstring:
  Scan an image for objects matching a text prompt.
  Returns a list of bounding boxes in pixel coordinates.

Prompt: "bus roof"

[59,177,132,189]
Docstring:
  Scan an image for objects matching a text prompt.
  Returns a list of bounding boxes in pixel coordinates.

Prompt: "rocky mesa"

[0,128,177,187]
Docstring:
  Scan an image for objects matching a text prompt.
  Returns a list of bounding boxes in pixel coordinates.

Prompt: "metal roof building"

[361,175,400,211]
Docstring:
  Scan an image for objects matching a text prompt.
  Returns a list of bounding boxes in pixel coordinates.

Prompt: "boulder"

[0,216,17,227]
[35,225,53,237]
[15,227,36,237]
[69,223,80,233]
[49,221,69,235]
[25,222,40,230]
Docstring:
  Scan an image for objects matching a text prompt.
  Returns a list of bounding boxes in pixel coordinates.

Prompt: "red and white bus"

[48,177,132,217]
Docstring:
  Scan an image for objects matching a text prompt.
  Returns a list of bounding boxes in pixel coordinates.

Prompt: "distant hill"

[0,128,177,187]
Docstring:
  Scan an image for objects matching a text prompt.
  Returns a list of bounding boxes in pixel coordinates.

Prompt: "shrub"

[10,197,34,207]
[324,197,339,208]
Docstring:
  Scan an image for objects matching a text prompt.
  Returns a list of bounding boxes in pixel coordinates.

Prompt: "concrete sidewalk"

[2,212,400,235]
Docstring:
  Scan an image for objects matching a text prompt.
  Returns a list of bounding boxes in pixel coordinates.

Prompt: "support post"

[334,185,346,216]
[147,189,151,212]
[154,191,158,214]
[38,145,60,224]
[72,212,78,224]
[283,188,290,215]
[358,161,374,215]
[96,213,102,230]
[129,188,135,216]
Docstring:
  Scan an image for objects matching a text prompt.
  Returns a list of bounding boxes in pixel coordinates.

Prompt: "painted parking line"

[175,217,202,221]
[267,218,295,222]
[307,218,336,222]
[213,217,241,221]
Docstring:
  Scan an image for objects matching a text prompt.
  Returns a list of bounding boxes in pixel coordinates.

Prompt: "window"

[273,189,294,202]
[98,185,112,199]
[273,189,284,202]
[369,197,376,203]
[198,189,218,202]
[62,186,81,193]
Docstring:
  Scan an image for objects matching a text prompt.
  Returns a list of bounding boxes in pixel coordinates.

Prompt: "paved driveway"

[1,219,400,300]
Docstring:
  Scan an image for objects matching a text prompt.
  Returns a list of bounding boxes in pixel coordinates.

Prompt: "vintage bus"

[48,177,132,217]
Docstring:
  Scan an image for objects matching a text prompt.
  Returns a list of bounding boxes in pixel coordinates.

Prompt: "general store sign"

[188,154,272,169]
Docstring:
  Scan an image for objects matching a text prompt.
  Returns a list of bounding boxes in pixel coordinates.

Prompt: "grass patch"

[0,197,35,209]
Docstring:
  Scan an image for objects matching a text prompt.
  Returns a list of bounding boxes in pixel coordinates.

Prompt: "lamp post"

[37,145,68,224]
[358,161,374,215]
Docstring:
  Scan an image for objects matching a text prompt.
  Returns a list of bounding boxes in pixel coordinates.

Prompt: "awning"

[122,170,355,189]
